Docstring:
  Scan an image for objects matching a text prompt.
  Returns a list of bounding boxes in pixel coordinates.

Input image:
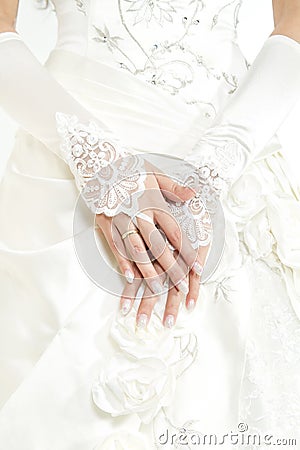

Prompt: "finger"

[163,282,184,328]
[114,217,164,295]
[136,262,168,329]
[137,216,189,295]
[154,171,195,202]
[163,250,202,326]
[96,214,136,284]
[186,267,201,312]
[120,268,143,316]
[186,243,210,311]
[154,208,200,274]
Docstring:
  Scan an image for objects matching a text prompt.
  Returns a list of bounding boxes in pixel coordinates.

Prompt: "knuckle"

[130,242,145,255]
[172,290,182,302]
[190,270,201,281]
[168,228,182,245]
[143,268,156,279]
[118,259,131,271]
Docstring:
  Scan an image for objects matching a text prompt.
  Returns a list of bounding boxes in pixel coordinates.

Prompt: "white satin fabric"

[0,0,300,448]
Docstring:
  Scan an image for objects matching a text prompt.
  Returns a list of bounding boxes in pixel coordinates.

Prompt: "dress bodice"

[50,0,247,113]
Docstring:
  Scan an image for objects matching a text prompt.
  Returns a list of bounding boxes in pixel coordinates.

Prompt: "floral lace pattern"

[82,154,147,216]
[56,113,128,183]
[238,259,300,446]
[183,136,247,214]
[56,112,147,216]
[166,193,212,249]
[163,138,242,219]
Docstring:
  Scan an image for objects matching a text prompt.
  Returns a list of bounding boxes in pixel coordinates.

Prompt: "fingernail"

[178,280,189,295]
[187,299,195,311]
[121,299,131,316]
[136,313,148,329]
[193,262,203,276]
[151,280,163,295]
[164,314,175,329]
[125,269,134,284]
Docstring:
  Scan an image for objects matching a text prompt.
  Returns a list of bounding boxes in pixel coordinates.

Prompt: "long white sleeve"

[186,34,300,205]
[0,32,146,216]
[0,32,98,156]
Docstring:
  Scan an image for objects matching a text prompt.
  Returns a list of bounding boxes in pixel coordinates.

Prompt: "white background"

[0,0,299,181]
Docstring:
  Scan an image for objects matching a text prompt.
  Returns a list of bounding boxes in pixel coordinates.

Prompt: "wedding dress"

[0,0,300,449]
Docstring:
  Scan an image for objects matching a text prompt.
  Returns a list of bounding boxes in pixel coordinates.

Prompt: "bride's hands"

[96,168,205,297]
[57,114,210,320]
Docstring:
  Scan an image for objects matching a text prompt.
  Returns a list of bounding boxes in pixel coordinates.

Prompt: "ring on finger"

[121,229,140,240]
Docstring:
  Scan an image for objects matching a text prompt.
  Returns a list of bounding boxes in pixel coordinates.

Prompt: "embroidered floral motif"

[125,0,177,25]
[211,0,240,30]
[74,0,87,14]
[91,0,243,103]
[93,25,124,52]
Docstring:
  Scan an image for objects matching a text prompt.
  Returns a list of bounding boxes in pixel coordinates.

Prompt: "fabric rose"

[92,301,198,424]
[92,353,176,424]
[243,209,275,260]
[226,165,267,223]
[110,306,182,360]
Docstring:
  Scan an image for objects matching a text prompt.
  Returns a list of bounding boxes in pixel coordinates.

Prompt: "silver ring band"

[121,229,140,240]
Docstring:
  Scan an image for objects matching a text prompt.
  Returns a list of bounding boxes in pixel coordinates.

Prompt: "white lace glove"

[55,113,147,216]
[185,35,300,213]
[0,32,147,217]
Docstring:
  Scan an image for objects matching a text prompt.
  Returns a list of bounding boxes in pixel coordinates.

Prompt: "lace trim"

[239,261,300,442]
[166,193,212,249]
[56,112,146,216]
[184,137,244,214]
[82,154,147,216]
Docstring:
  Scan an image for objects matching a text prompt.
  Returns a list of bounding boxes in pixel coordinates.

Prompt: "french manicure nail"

[121,299,131,316]
[178,280,189,295]
[187,299,195,311]
[193,262,203,276]
[125,269,134,284]
[165,314,175,329]
[136,313,148,329]
[151,280,163,295]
